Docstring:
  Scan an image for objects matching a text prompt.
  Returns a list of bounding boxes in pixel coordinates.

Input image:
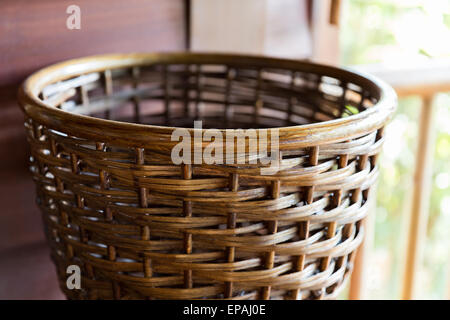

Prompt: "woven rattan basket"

[18,53,396,300]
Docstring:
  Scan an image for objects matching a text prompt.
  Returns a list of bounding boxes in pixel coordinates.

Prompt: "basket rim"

[18,52,397,149]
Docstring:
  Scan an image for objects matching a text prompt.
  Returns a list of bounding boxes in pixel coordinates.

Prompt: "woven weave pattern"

[20,54,395,300]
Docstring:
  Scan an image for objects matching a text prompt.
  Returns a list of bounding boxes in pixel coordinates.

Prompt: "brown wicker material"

[18,53,396,300]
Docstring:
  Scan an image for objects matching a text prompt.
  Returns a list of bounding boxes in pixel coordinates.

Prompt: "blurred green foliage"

[340,0,450,299]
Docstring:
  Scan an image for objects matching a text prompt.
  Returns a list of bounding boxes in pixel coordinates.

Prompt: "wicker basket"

[18,53,396,300]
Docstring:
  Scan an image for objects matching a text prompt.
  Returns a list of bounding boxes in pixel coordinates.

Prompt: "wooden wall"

[0,0,187,299]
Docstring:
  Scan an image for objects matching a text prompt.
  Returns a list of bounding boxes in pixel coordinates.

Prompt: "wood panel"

[0,0,186,300]
[0,0,186,86]
[0,242,64,299]
[0,0,186,253]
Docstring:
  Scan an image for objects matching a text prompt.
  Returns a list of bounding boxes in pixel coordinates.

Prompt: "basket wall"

[20,54,395,300]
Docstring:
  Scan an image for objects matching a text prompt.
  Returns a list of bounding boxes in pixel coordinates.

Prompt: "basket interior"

[39,62,378,129]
